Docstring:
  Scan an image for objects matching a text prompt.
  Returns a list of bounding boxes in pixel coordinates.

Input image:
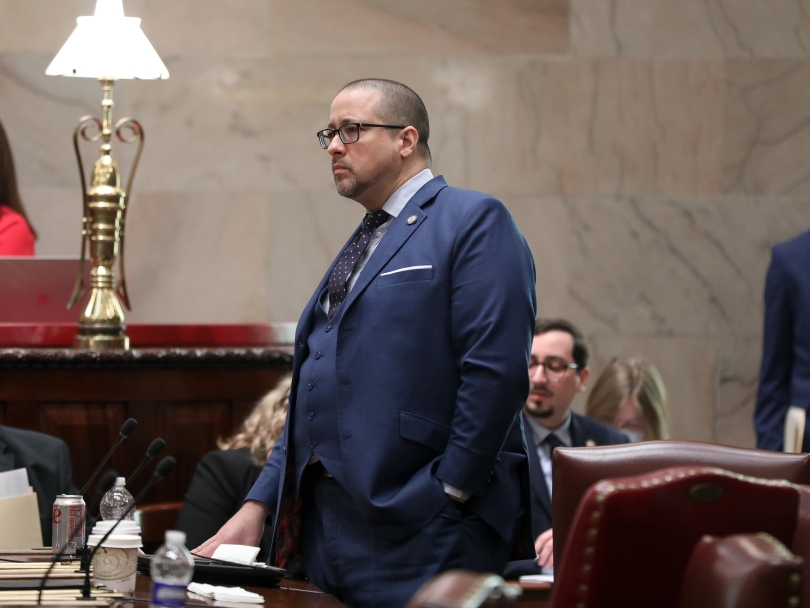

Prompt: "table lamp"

[46,0,168,350]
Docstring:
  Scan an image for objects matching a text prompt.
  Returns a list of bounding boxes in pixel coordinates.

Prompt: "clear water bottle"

[99,477,135,520]
[150,530,195,607]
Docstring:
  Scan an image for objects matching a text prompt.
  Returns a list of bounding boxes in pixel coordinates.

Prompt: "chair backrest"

[552,440,810,565]
[677,533,803,608]
[134,501,183,553]
[550,466,801,608]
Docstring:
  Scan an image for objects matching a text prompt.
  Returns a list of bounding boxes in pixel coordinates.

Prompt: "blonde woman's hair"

[586,358,669,441]
[218,373,292,466]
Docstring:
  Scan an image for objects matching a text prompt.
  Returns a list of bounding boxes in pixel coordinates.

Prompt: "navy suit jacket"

[0,425,77,546]
[247,176,537,552]
[755,230,810,451]
[503,411,628,578]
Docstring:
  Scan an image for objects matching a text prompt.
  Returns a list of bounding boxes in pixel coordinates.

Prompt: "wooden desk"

[112,573,346,608]
[0,324,294,503]
[515,581,552,607]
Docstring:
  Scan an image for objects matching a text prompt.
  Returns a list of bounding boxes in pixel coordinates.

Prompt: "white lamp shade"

[45,0,169,80]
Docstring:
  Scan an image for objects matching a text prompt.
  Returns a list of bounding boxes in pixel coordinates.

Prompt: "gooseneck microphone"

[126,438,166,488]
[78,457,177,601]
[37,471,117,605]
[79,418,138,496]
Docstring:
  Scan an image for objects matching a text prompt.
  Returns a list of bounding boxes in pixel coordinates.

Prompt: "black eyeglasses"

[528,357,578,382]
[317,123,405,149]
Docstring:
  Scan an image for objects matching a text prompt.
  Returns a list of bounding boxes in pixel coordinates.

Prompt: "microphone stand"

[79,435,162,573]
[127,438,166,489]
[79,418,137,496]
[77,457,176,601]
[37,471,117,606]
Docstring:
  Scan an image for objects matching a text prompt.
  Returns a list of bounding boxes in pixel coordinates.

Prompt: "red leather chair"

[551,441,810,566]
[677,533,803,608]
[134,501,183,554]
[550,466,803,608]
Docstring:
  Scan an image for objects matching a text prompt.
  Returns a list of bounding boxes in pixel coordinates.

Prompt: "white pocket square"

[380,265,433,277]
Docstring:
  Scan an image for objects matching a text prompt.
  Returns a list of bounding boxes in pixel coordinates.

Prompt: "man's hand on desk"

[194,500,268,558]
[534,528,554,568]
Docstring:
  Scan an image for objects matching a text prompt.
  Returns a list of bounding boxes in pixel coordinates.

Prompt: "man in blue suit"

[197,79,537,607]
[504,319,627,578]
[755,229,810,451]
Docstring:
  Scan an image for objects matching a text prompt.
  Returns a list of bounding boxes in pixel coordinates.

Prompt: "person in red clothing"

[0,118,36,256]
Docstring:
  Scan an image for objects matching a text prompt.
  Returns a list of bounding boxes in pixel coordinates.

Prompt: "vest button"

[307,381,315,390]
[325,325,332,332]
[307,412,314,420]
[309,440,317,449]
[314,352,323,360]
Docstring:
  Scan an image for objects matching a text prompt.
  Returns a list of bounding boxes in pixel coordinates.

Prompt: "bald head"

[340,79,431,162]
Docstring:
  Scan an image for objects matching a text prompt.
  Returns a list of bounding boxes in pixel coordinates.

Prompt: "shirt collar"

[381,168,433,218]
[525,409,573,447]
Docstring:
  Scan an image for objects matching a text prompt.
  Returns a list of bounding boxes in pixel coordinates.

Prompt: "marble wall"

[2,0,809,447]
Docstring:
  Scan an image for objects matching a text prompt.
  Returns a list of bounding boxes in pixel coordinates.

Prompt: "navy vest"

[293,291,347,494]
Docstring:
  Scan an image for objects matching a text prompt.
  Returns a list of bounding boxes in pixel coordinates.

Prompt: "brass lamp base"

[74,325,130,351]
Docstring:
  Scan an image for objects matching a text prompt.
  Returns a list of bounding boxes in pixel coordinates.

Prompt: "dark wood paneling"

[38,402,127,497]
[0,348,292,505]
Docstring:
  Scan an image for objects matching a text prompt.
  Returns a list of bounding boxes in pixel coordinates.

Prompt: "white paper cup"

[92,520,141,535]
[88,534,142,594]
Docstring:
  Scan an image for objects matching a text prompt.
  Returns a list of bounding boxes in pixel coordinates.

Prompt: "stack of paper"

[0,469,42,548]
[188,582,264,604]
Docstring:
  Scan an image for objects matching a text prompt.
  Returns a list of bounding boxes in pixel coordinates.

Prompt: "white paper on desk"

[519,574,554,583]
[0,469,30,499]
[211,544,261,566]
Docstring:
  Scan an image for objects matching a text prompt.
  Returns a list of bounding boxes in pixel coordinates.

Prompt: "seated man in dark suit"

[504,319,628,578]
[0,425,77,545]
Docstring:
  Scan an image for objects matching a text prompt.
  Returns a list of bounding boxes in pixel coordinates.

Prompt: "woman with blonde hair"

[177,373,292,554]
[586,358,668,442]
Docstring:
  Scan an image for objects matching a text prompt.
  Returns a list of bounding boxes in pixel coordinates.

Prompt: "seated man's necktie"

[543,433,565,455]
[327,210,390,318]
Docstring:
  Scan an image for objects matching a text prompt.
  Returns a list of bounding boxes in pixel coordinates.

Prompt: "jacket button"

[325,325,332,332]
[314,352,323,360]
[309,440,317,449]
[297,341,303,347]
[307,381,315,390]
[282,447,287,455]
[307,412,314,420]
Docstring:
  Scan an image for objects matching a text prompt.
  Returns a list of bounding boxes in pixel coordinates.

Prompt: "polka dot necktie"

[327,210,391,318]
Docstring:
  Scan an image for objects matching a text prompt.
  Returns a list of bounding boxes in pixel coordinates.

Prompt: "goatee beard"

[335,172,369,199]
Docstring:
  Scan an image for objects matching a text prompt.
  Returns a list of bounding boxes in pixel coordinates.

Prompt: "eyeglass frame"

[528,357,579,383]
[316,122,406,149]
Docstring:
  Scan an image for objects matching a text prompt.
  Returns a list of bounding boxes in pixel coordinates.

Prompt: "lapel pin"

[406,215,417,225]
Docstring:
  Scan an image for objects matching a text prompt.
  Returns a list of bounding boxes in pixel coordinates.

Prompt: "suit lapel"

[569,413,583,447]
[338,176,447,317]
[523,413,552,521]
[0,439,15,472]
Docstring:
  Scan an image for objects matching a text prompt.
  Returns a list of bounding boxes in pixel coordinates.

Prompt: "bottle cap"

[114,477,126,486]
[165,530,186,545]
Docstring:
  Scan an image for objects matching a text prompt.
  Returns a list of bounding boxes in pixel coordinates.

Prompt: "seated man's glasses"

[529,357,578,382]
[317,123,405,149]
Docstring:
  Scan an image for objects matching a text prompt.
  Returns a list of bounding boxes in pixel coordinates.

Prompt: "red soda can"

[52,494,85,555]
